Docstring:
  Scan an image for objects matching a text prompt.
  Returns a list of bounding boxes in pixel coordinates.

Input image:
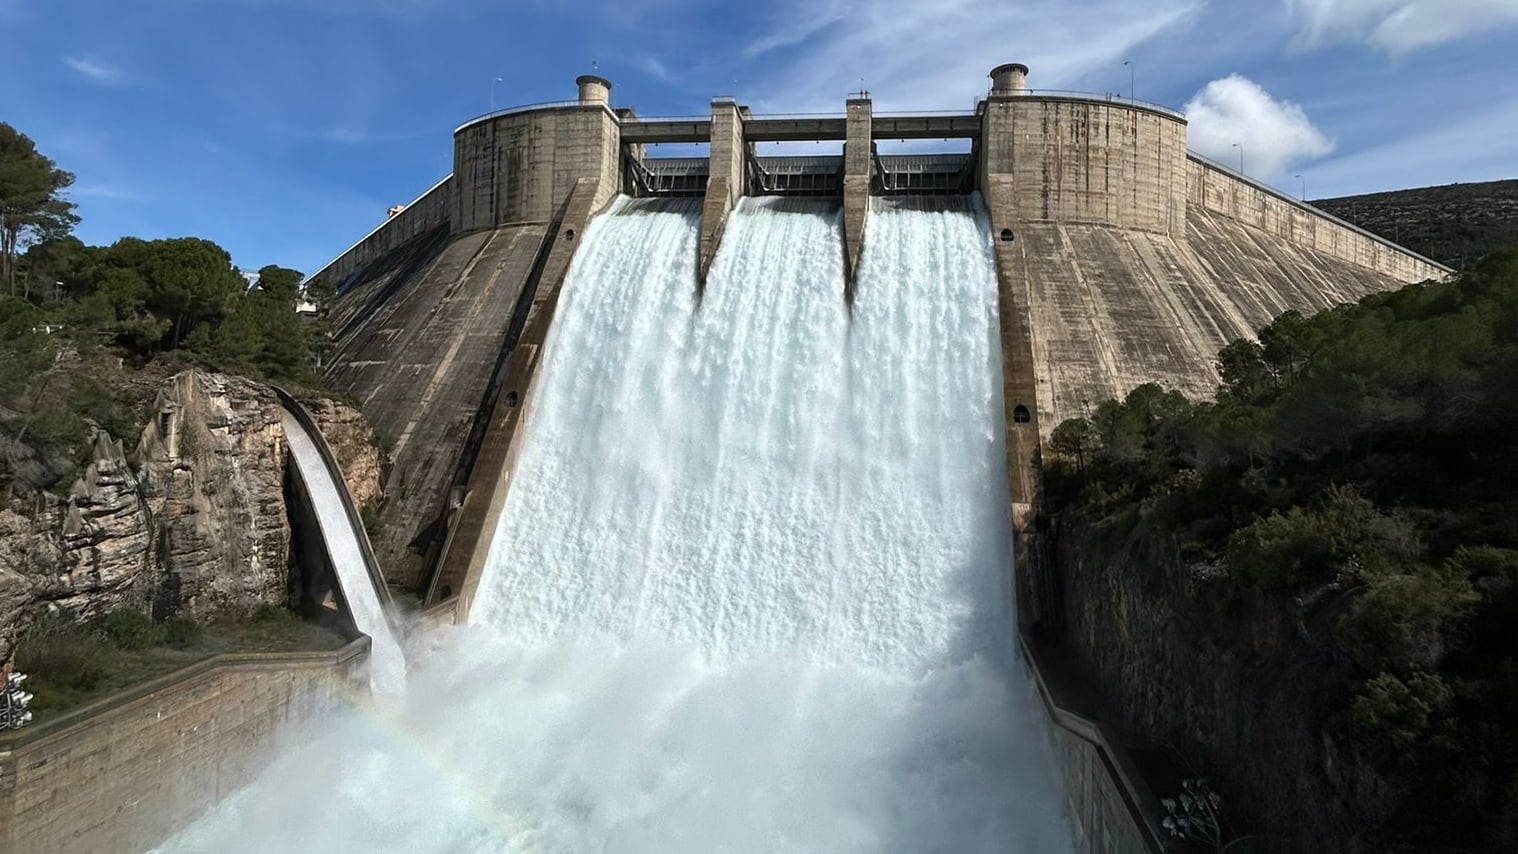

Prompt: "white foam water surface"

[154,195,1072,853]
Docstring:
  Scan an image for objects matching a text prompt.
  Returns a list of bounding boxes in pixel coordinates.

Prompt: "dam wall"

[313,64,1450,610]
[322,224,550,591]
[451,78,621,232]
[310,175,453,288]
[1187,157,1445,283]
[981,80,1189,236]
[0,640,368,854]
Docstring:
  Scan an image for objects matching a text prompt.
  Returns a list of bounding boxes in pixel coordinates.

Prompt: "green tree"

[1049,417,1099,472]
[0,123,79,294]
[302,276,336,315]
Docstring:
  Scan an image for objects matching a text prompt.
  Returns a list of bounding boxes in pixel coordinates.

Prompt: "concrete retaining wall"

[1020,633,1168,854]
[1186,158,1446,284]
[0,639,368,854]
[310,176,453,287]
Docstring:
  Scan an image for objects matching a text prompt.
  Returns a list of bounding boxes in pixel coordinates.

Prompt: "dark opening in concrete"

[505,391,520,408]
[1000,228,1015,242]
[1013,404,1031,423]
[564,228,576,241]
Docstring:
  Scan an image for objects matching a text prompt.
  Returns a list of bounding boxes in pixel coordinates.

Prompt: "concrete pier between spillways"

[307,61,1449,850]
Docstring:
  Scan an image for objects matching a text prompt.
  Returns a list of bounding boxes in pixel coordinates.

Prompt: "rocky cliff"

[1051,519,1390,853]
[0,369,383,666]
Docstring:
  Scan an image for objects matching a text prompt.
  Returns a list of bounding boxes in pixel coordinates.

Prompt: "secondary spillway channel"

[281,410,405,697]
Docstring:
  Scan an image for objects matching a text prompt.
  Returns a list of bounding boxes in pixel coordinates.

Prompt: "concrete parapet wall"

[1020,633,1168,853]
[1186,158,1447,283]
[983,97,1188,236]
[0,639,368,854]
[453,106,621,233]
[310,176,453,287]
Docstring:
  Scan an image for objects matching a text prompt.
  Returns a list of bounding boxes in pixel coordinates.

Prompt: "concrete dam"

[165,61,1451,852]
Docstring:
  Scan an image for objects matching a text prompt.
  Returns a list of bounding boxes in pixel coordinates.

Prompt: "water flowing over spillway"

[280,410,406,698]
[155,195,1073,853]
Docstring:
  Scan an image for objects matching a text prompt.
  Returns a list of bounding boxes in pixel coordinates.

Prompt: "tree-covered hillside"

[1,121,334,501]
[1315,179,1518,271]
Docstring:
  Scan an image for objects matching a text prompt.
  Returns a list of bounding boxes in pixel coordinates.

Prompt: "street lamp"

[490,76,504,113]
[1231,142,1244,175]
[1295,174,1306,201]
[1123,60,1134,101]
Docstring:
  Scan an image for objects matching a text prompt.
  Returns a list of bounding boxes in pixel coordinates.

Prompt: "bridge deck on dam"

[620,113,980,144]
[323,223,549,592]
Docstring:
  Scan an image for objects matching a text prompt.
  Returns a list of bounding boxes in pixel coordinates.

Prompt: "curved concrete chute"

[276,392,405,698]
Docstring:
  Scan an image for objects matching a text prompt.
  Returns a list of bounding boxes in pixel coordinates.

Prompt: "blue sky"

[3,0,1516,275]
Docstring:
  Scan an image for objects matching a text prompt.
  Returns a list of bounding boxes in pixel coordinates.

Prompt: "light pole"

[1123,60,1134,101]
[1295,174,1306,201]
[1231,143,1244,175]
[490,76,503,113]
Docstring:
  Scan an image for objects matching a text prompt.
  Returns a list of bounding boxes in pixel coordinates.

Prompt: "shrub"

[1349,669,1453,766]
[162,615,200,650]
[1338,567,1478,673]
[1227,485,1419,591]
[102,608,165,650]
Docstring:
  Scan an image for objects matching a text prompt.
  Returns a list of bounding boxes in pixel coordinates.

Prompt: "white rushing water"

[156,195,1071,853]
[280,410,406,698]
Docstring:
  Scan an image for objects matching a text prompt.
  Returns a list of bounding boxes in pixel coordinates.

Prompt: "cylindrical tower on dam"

[988,63,1029,95]
[452,74,623,233]
[576,74,612,105]
[979,62,1189,236]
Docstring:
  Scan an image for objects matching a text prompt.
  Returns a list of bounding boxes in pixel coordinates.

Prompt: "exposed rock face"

[0,369,383,666]
[1052,519,1388,854]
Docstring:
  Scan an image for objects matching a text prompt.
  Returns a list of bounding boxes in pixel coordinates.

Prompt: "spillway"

[155,195,1072,853]
[281,409,406,698]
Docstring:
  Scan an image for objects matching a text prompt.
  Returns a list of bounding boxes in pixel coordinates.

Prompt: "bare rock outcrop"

[0,369,384,665]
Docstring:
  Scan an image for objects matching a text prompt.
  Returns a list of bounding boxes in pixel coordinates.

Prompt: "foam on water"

[154,195,1072,853]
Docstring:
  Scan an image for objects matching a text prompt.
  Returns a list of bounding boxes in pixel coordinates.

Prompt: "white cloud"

[63,56,124,84]
[638,56,676,83]
[741,0,1201,113]
[1286,0,1518,51]
[1184,75,1333,180]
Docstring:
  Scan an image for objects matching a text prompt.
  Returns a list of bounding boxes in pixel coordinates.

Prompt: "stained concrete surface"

[322,224,549,592]
[1016,207,1418,430]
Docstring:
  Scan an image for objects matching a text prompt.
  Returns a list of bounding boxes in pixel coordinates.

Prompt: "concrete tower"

[988,62,1029,94]
[576,74,612,105]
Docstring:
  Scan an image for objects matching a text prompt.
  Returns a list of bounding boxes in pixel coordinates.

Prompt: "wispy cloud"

[1308,94,1518,196]
[638,56,676,83]
[740,0,1200,113]
[1185,75,1334,181]
[63,55,124,84]
[1285,0,1518,52]
[318,126,431,145]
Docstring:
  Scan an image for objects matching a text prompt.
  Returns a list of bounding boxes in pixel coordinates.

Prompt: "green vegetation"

[12,607,348,723]
[0,122,336,496]
[0,122,78,292]
[1046,249,1518,852]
